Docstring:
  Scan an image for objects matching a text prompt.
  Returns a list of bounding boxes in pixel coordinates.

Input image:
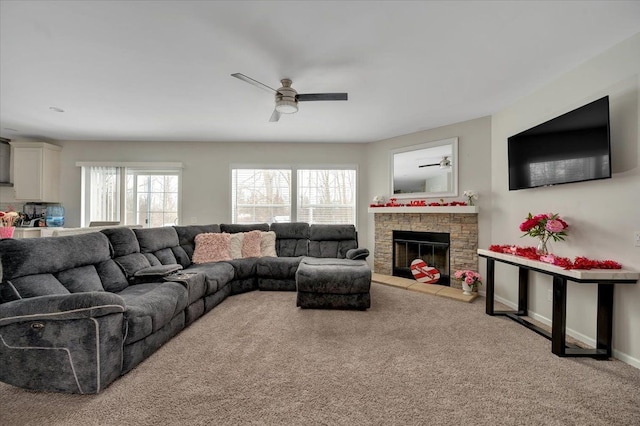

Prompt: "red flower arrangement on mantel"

[369,198,469,208]
[488,244,622,270]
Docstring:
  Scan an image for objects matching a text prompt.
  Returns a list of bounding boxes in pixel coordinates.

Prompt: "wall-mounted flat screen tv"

[508,96,611,191]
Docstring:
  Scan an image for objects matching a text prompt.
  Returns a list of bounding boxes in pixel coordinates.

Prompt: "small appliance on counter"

[17,202,64,227]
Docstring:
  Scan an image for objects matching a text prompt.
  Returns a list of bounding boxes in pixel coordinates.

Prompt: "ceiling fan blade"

[296,93,348,102]
[231,73,278,94]
[418,163,439,168]
[269,109,281,122]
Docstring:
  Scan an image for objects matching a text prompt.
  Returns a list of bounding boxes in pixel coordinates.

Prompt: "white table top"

[478,248,639,282]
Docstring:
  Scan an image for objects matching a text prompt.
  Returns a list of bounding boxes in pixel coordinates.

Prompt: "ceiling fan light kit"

[231,73,347,122]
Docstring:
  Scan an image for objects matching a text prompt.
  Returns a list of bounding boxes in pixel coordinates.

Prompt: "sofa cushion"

[6,274,71,299]
[183,262,235,295]
[308,224,358,259]
[220,223,269,234]
[134,227,180,253]
[95,259,129,293]
[270,222,309,257]
[229,232,244,259]
[101,227,140,257]
[256,256,302,280]
[114,253,152,278]
[224,258,258,280]
[117,282,188,344]
[192,233,231,263]
[55,265,105,293]
[0,232,112,280]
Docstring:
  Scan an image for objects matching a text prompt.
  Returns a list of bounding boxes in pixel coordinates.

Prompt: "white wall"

[365,116,493,270]
[491,34,640,366]
[55,140,370,241]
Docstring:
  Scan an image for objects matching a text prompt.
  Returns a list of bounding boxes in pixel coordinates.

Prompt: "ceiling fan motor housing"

[275,79,298,113]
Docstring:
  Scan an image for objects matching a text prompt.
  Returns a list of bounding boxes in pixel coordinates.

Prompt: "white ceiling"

[1,1,639,143]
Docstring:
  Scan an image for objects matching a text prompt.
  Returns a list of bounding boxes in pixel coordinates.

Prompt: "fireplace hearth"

[393,230,450,285]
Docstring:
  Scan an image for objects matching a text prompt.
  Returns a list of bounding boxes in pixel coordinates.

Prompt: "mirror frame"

[389,137,459,199]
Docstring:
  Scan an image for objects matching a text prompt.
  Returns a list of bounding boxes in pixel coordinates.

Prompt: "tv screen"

[508,96,611,191]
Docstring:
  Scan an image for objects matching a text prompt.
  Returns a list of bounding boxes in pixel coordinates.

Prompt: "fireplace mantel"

[368,206,479,214]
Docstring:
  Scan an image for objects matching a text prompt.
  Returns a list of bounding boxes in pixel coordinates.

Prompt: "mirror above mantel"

[390,137,458,199]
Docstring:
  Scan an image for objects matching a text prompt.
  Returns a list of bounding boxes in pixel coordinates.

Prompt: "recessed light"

[49,106,64,112]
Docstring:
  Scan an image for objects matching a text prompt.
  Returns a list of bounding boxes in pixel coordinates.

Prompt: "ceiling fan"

[419,156,452,169]
[231,73,348,122]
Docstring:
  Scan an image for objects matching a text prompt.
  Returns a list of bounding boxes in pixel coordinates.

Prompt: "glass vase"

[536,236,551,255]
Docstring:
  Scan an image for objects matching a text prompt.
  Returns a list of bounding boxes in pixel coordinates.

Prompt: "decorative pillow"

[260,231,277,257]
[241,230,262,258]
[192,233,231,264]
[229,232,245,259]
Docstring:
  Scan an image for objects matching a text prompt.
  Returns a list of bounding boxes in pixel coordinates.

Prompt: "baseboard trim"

[492,294,640,370]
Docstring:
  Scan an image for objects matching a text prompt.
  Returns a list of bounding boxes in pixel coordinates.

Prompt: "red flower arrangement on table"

[369,198,468,208]
[488,211,623,270]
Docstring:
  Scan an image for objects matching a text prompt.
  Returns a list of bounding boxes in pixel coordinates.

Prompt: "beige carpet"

[2,283,640,426]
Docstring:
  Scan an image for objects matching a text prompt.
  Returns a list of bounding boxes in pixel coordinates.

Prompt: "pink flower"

[454,270,464,279]
[545,219,565,233]
[465,275,474,284]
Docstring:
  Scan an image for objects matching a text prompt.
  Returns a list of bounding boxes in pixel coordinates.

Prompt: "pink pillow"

[192,233,232,263]
[241,230,262,258]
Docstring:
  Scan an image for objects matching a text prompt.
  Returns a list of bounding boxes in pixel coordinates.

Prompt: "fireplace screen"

[392,230,450,285]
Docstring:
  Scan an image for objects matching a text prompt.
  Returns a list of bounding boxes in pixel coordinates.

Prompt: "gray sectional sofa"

[0,223,370,394]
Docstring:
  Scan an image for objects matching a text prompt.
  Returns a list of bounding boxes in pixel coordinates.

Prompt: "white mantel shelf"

[368,206,478,214]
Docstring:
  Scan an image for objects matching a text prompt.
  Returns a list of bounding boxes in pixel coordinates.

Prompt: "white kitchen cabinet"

[9,142,62,202]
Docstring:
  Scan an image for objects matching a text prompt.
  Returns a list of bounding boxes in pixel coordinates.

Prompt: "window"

[231,167,356,225]
[231,169,291,224]
[297,169,356,224]
[80,163,181,227]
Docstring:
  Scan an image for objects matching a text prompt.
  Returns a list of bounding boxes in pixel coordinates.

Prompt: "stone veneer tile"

[373,212,479,290]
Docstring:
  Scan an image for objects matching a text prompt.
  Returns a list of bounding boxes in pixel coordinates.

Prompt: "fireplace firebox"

[392,230,450,286]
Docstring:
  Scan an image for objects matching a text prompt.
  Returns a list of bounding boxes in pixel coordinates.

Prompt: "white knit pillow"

[229,232,245,259]
[260,231,277,257]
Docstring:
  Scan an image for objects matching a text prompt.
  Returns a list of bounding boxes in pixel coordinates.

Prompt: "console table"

[478,249,638,359]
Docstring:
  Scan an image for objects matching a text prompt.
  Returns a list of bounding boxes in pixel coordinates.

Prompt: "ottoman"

[295,257,371,310]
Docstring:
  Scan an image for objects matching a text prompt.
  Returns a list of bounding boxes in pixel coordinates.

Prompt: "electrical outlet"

[635,231,640,247]
[547,289,553,302]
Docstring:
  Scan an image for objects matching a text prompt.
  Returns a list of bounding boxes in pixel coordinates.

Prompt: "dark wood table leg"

[486,258,495,315]
[597,284,614,358]
[552,276,567,356]
[518,267,528,316]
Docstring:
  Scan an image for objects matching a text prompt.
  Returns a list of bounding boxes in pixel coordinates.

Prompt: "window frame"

[230,163,358,226]
[78,162,183,228]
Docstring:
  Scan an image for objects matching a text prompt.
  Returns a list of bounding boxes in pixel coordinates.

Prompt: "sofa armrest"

[0,292,126,394]
[0,292,125,327]
[346,248,370,261]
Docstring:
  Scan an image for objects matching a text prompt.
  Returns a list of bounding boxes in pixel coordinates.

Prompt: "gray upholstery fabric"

[184,262,235,296]
[134,227,180,253]
[295,257,371,310]
[163,272,208,304]
[122,312,184,374]
[116,282,188,344]
[184,299,205,326]
[257,278,297,291]
[0,292,125,394]
[0,232,111,280]
[220,223,269,233]
[113,253,152,278]
[55,265,105,293]
[95,259,129,293]
[296,291,370,310]
[151,247,179,265]
[133,264,183,277]
[101,227,140,257]
[229,277,258,295]
[256,257,302,279]
[270,222,309,257]
[308,224,358,258]
[346,248,370,260]
[8,274,70,299]
[296,258,371,294]
[224,258,258,279]
[204,285,231,312]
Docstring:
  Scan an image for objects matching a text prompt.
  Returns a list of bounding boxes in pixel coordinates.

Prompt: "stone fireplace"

[372,209,478,290]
